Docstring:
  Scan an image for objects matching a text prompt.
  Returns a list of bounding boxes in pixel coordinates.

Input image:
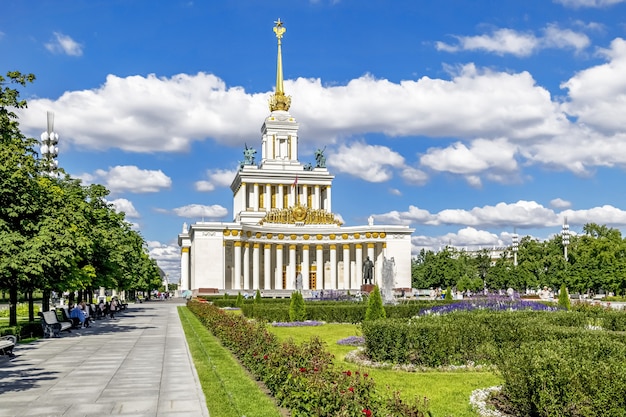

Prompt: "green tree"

[254,289,262,303]
[236,292,244,308]
[0,71,40,326]
[365,285,386,321]
[557,283,571,310]
[288,291,306,321]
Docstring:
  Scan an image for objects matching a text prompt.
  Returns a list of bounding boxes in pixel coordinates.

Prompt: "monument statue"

[315,146,326,168]
[362,256,374,285]
[240,143,257,168]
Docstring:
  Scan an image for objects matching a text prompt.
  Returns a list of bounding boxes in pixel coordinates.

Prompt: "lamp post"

[40,111,59,176]
[562,217,570,262]
[512,229,519,267]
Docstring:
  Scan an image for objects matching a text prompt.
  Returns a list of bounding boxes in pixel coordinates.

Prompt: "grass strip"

[178,306,283,417]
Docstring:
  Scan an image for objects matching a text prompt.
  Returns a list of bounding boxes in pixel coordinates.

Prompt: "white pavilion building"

[178,20,414,295]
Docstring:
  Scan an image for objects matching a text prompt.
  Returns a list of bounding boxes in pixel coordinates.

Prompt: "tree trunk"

[28,289,34,322]
[42,289,50,313]
[9,284,18,327]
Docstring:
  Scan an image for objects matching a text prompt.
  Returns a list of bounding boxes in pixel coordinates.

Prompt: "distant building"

[178,21,413,294]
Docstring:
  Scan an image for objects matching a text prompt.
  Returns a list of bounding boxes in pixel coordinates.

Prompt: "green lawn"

[268,323,502,417]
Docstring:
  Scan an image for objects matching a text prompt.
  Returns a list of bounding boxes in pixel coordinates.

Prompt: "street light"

[562,217,570,262]
[40,111,59,176]
[512,229,519,266]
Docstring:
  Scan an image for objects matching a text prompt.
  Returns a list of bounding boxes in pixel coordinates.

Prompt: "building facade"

[178,20,414,294]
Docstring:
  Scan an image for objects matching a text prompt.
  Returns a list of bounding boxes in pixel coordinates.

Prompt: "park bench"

[58,307,81,328]
[0,335,16,358]
[39,310,72,338]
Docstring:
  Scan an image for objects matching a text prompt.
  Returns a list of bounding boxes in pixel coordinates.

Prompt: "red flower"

[348,387,354,392]
[344,370,352,376]
[362,409,372,416]
[300,367,307,373]
[263,355,268,360]
[313,367,319,372]
[363,373,369,378]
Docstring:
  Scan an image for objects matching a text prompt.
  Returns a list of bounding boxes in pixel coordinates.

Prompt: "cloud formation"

[172,204,228,219]
[84,165,172,193]
[45,32,83,56]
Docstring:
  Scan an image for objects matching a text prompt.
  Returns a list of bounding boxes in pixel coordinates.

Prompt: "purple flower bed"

[337,336,365,346]
[271,320,325,327]
[419,295,559,316]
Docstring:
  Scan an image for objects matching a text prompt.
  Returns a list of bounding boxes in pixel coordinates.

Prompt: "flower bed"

[187,300,430,416]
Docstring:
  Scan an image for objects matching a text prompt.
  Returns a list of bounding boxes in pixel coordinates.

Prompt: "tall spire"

[269,18,291,112]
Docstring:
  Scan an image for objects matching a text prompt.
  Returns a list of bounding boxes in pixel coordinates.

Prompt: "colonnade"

[225,240,384,291]
[239,182,331,212]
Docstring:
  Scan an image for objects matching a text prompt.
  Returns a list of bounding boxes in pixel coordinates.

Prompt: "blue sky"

[3,0,626,282]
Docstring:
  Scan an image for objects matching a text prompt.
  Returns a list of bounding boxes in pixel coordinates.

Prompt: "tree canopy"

[0,71,163,326]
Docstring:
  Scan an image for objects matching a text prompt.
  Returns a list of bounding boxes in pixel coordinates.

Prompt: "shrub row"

[187,300,431,417]
[241,299,450,323]
[361,310,626,367]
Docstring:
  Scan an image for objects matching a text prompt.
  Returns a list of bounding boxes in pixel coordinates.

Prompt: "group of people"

[68,298,120,327]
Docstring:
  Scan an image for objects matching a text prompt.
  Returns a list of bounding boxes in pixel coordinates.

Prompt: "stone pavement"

[0,299,209,417]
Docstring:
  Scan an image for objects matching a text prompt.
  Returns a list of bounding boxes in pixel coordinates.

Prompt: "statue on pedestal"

[362,256,374,285]
[315,147,326,168]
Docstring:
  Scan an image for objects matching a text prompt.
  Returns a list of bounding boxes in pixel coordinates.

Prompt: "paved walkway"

[0,299,209,417]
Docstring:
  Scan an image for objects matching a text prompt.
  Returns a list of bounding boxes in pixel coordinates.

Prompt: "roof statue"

[269,18,292,112]
[315,146,326,168]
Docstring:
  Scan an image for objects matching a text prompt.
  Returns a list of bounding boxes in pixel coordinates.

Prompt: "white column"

[316,245,324,290]
[275,244,283,290]
[243,243,250,290]
[264,243,272,290]
[302,245,310,290]
[355,243,363,289]
[233,242,242,290]
[180,247,190,291]
[330,244,337,290]
[240,183,247,212]
[302,185,308,208]
[326,186,332,212]
[265,184,271,210]
[343,244,351,290]
[277,185,284,209]
[314,185,320,210]
[288,244,296,289]
[252,243,260,290]
[367,243,375,285]
[253,183,259,211]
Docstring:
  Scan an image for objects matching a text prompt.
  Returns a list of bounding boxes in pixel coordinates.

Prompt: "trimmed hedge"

[361,311,626,367]
[497,335,626,417]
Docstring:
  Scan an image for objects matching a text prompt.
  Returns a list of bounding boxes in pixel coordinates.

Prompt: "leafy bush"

[496,334,626,417]
[364,286,386,321]
[289,291,306,322]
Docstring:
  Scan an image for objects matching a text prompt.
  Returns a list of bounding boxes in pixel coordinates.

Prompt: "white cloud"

[561,38,626,135]
[560,205,626,226]
[86,165,172,193]
[173,204,228,219]
[555,0,625,7]
[45,32,83,56]
[437,28,538,56]
[146,240,181,284]
[195,168,237,191]
[550,198,572,209]
[400,167,429,185]
[377,200,626,232]
[328,142,405,182]
[420,138,519,185]
[389,188,402,196]
[436,25,589,56]
[108,198,140,218]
